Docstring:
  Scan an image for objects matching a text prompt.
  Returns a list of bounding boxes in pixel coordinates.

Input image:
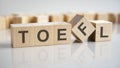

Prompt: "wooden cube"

[5,15,15,28]
[69,14,95,42]
[83,12,97,20]
[49,13,64,22]
[36,14,49,22]
[118,13,120,24]
[0,16,7,30]
[89,20,112,41]
[34,23,54,46]
[28,15,37,23]
[11,24,35,48]
[64,12,83,22]
[53,23,71,44]
[97,13,116,23]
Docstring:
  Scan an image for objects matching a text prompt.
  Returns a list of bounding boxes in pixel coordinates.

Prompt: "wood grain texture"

[89,20,112,41]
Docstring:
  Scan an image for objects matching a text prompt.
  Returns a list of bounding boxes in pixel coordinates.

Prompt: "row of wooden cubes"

[0,12,120,30]
[11,22,71,48]
[11,14,112,48]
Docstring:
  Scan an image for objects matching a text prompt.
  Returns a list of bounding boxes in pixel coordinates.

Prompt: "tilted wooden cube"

[11,22,71,48]
[69,14,95,42]
[97,13,116,23]
[89,20,112,41]
[49,13,64,22]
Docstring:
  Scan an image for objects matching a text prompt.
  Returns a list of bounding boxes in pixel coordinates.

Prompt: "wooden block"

[28,15,37,23]
[69,14,95,42]
[64,12,83,22]
[97,13,116,23]
[34,23,54,46]
[0,16,6,30]
[5,15,15,29]
[83,12,97,20]
[35,14,49,22]
[53,23,71,44]
[12,15,36,24]
[11,24,35,48]
[11,22,71,48]
[49,14,64,22]
[118,13,120,24]
[89,20,112,41]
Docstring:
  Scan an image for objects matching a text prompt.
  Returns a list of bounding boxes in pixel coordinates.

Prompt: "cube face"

[53,23,71,44]
[95,23,112,41]
[28,16,37,23]
[70,15,95,42]
[108,13,116,23]
[97,13,108,20]
[90,20,112,41]
[12,17,21,24]
[34,25,54,46]
[49,14,64,22]
[83,13,97,20]
[36,15,49,22]
[11,26,34,48]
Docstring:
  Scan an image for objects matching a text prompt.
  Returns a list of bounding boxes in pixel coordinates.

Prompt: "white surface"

[0,0,120,15]
[0,24,120,68]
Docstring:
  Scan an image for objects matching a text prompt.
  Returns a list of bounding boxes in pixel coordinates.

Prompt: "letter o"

[37,30,49,42]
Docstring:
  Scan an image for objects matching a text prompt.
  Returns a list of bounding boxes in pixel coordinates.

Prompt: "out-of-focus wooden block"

[64,12,83,22]
[28,15,37,23]
[97,13,116,23]
[34,23,54,46]
[5,15,15,28]
[53,22,71,44]
[11,24,34,48]
[118,13,120,24]
[69,14,95,42]
[49,13,64,22]
[12,15,36,24]
[83,12,97,20]
[35,14,49,22]
[89,20,112,41]
[0,16,6,30]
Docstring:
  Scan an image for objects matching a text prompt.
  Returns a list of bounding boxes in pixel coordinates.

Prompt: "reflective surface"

[0,24,120,68]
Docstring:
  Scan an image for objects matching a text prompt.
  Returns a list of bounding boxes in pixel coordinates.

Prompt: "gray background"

[0,0,120,15]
